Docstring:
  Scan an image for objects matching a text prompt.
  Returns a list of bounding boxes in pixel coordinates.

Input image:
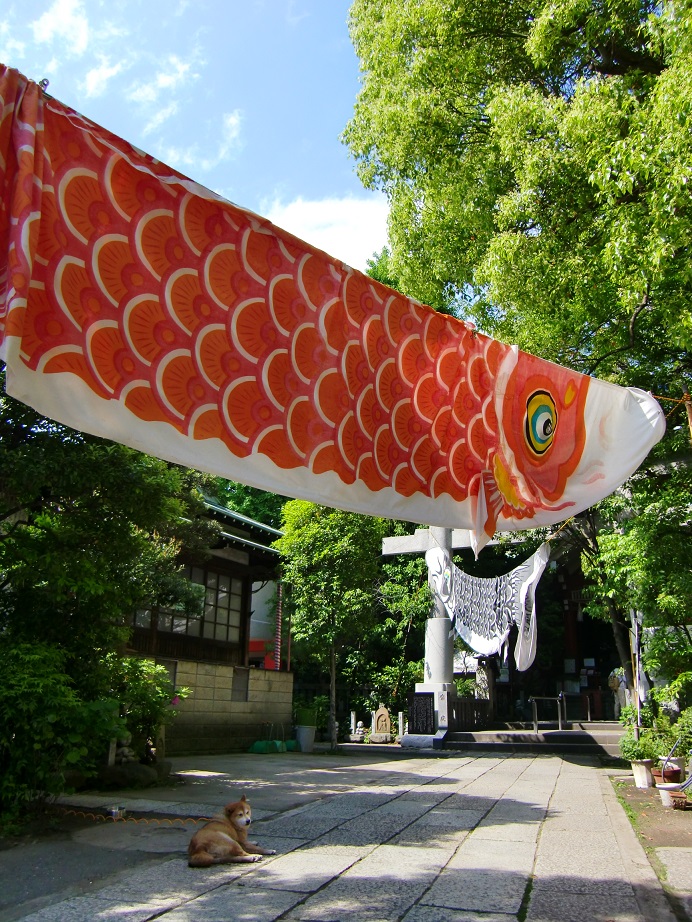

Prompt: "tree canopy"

[275,501,388,745]
[345,0,692,382]
[0,369,217,816]
[0,374,215,698]
[346,0,692,697]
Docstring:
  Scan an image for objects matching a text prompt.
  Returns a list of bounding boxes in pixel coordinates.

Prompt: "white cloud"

[83,56,124,98]
[0,19,26,62]
[142,100,180,136]
[127,54,196,106]
[264,194,389,271]
[31,0,89,57]
[161,109,243,173]
[0,36,25,61]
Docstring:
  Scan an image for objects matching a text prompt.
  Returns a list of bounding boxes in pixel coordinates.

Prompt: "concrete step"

[443,725,625,757]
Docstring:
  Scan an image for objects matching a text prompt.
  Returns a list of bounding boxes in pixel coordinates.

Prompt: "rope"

[55,806,211,825]
[547,516,575,542]
[650,393,690,420]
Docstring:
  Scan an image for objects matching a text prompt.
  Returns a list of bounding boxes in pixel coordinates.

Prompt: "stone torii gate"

[382,526,491,747]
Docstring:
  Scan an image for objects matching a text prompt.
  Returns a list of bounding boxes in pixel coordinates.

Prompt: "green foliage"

[365,247,400,290]
[0,642,123,823]
[277,501,386,647]
[455,677,477,698]
[276,501,388,746]
[346,0,691,360]
[345,8,692,709]
[651,671,692,712]
[346,5,692,692]
[619,727,659,762]
[651,713,678,758]
[108,656,190,753]
[353,660,424,716]
[576,461,692,688]
[672,707,692,760]
[308,695,330,733]
[212,480,288,530]
[0,371,217,814]
[0,372,214,703]
[619,700,655,728]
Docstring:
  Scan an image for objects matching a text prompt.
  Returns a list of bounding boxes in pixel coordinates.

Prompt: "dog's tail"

[188,850,217,868]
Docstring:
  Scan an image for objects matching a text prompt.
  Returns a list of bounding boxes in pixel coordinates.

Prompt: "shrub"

[455,678,476,698]
[0,642,122,824]
[108,655,189,755]
[672,707,692,761]
[651,713,678,759]
[619,701,654,728]
[619,729,658,762]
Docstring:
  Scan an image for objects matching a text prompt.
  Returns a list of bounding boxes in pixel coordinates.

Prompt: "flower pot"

[658,756,686,774]
[630,759,655,789]
[652,767,681,785]
[295,725,316,753]
[657,782,682,808]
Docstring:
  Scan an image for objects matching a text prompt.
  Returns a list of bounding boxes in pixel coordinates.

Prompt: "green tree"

[0,642,123,822]
[346,0,692,690]
[0,369,215,811]
[345,0,692,368]
[275,501,387,747]
[570,457,692,697]
[212,480,288,530]
[0,378,215,697]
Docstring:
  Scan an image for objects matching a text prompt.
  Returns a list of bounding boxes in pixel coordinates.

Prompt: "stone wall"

[166,661,294,755]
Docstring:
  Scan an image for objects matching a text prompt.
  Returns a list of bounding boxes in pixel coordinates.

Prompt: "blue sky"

[0,0,388,270]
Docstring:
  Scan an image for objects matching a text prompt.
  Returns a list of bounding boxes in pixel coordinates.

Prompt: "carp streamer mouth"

[525,390,557,457]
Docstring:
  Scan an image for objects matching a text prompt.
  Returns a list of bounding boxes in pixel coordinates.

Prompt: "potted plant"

[651,715,682,783]
[619,729,658,788]
[673,707,692,773]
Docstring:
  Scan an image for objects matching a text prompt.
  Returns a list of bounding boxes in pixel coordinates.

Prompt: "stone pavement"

[2,749,691,922]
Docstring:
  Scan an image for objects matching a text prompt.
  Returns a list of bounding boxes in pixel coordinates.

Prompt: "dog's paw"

[264,849,277,855]
[250,854,263,862]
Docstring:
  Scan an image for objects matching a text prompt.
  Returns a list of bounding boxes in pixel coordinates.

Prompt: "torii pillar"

[415,526,456,735]
[382,526,477,745]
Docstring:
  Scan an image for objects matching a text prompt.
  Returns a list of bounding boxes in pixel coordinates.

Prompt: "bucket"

[295,725,316,753]
[657,782,682,808]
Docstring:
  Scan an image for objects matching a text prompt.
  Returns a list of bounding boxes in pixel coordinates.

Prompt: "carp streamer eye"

[525,390,557,456]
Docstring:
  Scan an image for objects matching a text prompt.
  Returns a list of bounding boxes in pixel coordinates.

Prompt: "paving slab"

[525,888,645,922]
[656,846,692,891]
[2,749,688,922]
[238,844,370,892]
[161,884,305,922]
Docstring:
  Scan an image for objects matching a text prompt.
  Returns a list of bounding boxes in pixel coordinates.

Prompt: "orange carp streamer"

[0,65,664,552]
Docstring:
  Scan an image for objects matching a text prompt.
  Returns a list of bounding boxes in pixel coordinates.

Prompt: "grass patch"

[613,779,640,832]
[518,876,533,922]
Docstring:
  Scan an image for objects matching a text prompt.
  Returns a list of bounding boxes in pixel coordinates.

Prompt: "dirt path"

[613,777,692,848]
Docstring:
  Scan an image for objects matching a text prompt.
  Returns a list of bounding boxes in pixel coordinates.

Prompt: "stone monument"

[370,705,392,743]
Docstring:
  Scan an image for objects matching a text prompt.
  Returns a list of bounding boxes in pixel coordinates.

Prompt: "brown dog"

[187,795,276,867]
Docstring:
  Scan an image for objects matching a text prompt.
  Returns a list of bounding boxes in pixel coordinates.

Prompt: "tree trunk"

[608,599,634,691]
[329,640,338,749]
[578,515,636,696]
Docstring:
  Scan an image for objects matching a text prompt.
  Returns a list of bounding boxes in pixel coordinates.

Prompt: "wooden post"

[274,581,282,670]
[684,393,692,445]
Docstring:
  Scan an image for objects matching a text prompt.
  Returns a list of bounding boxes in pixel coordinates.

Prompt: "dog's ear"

[240,795,247,803]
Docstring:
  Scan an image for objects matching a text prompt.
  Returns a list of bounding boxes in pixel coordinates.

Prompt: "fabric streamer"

[426,544,551,669]
[0,65,666,553]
